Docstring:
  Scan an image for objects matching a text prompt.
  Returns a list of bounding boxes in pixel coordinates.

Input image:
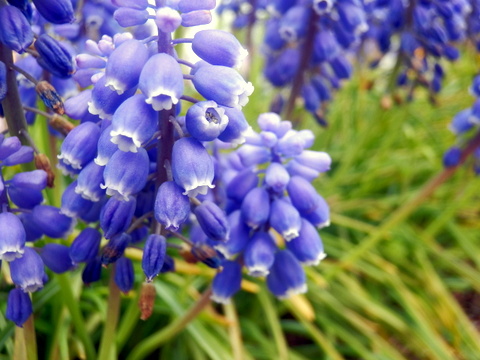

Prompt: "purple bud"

[185,101,229,142]
[279,6,310,42]
[0,5,34,53]
[95,125,118,166]
[32,0,75,24]
[110,94,158,152]
[237,144,271,167]
[60,181,97,218]
[114,8,149,27]
[266,250,306,299]
[303,195,330,228]
[82,257,102,284]
[100,196,136,239]
[218,107,250,145]
[142,234,166,282]
[214,210,249,259]
[6,288,33,327]
[105,40,149,95]
[269,198,301,241]
[58,122,101,170]
[10,247,45,292]
[101,232,131,266]
[193,64,253,109]
[70,228,102,263]
[181,10,212,27]
[18,212,43,242]
[241,187,270,229]
[32,205,75,239]
[115,257,134,293]
[286,160,319,181]
[286,219,326,265]
[194,201,230,242]
[265,162,290,193]
[192,30,248,68]
[34,35,75,78]
[112,0,149,9]
[88,76,136,120]
[443,147,462,168]
[155,7,182,33]
[0,136,21,161]
[226,169,259,203]
[0,212,26,261]
[139,53,184,111]
[178,0,216,12]
[40,244,74,274]
[8,170,47,209]
[75,161,106,202]
[2,145,33,166]
[294,150,331,173]
[154,181,190,232]
[211,261,242,304]
[101,148,149,200]
[287,176,321,215]
[244,232,277,277]
[0,61,6,101]
[172,138,215,197]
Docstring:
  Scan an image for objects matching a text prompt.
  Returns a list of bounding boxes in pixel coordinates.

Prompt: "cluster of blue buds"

[365,0,472,99]
[443,75,480,172]
[0,136,77,327]
[217,0,267,29]
[262,0,368,125]
[206,113,331,302]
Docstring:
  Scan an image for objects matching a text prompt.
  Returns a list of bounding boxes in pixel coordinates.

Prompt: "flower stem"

[325,129,480,281]
[223,301,244,360]
[23,315,38,360]
[98,267,121,360]
[126,287,212,360]
[0,43,30,144]
[284,11,318,121]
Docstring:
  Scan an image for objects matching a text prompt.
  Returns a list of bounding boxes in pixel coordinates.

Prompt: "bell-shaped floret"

[115,257,134,293]
[266,250,307,299]
[7,170,47,209]
[75,161,106,202]
[104,40,149,95]
[6,288,32,327]
[100,196,136,239]
[82,257,102,285]
[32,0,74,24]
[192,30,248,68]
[58,122,101,170]
[142,234,166,282]
[154,181,190,232]
[0,61,6,102]
[269,198,301,241]
[265,162,290,194]
[172,138,215,197]
[60,181,97,218]
[139,53,184,111]
[101,148,149,200]
[279,6,310,42]
[241,187,270,229]
[10,247,45,292]
[193,64,253,109]
[0,212,26,261]
[185,101,229,142]
[218,107,251,145]
[226,169,258,203]
[40,244,74,274]
[0,5,33,53]
[155,7,182,33]
[110,94,158,152]
[214,210,249,259]
[287,176,320,215]
[286,219,326,265]
[95,125,118,166]
[34,34,75,78]
[88,76,136,120]
[32,205,75,239]
[101,232,131,266]
[69,228,102,264]
[244,232,277,277]
[194,201,230,242]
[211,260,242,304]
[303,194,330,228]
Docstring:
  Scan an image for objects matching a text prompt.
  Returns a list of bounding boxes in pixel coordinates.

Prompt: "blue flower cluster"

[443,75,480,171]
[261,0,368,124]
[365,0,472,97]
[206,112,331,302]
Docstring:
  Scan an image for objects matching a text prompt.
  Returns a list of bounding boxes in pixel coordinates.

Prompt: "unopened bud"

[191,244,221,269]
[138,282,156,320]
[35,81,65,114]
[49,114,75,136]
[34,154,55,187]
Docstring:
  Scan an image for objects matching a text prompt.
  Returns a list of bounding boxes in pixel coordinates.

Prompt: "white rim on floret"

[0,247,25,262]
[234,47,249,68]
[283,229,300,241]
[146,92,179,111]
[94,155,109,166]
[182,183,215,198]
[22,281,44,293]
[210,292,231,304]
[105,77,127,95]
[302,251,327,266]
[213,243,235,260]
[247,265,270,277]
[74,184,102,202]
[110,130,142,153]
[100,182,130,202]
[277,283,308,300]
[57,153,83,170]
[317,219,330,229]
[88,100,112,120]
[236,82,254,109]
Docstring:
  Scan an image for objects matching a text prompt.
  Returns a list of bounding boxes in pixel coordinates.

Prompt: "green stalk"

[57,274,96,360]
[116,290,140,353]
[257,290,288,360]
[126,287,212,360]
[97,268,121,360]
[23,315,38,360]
[223,301,244,360]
